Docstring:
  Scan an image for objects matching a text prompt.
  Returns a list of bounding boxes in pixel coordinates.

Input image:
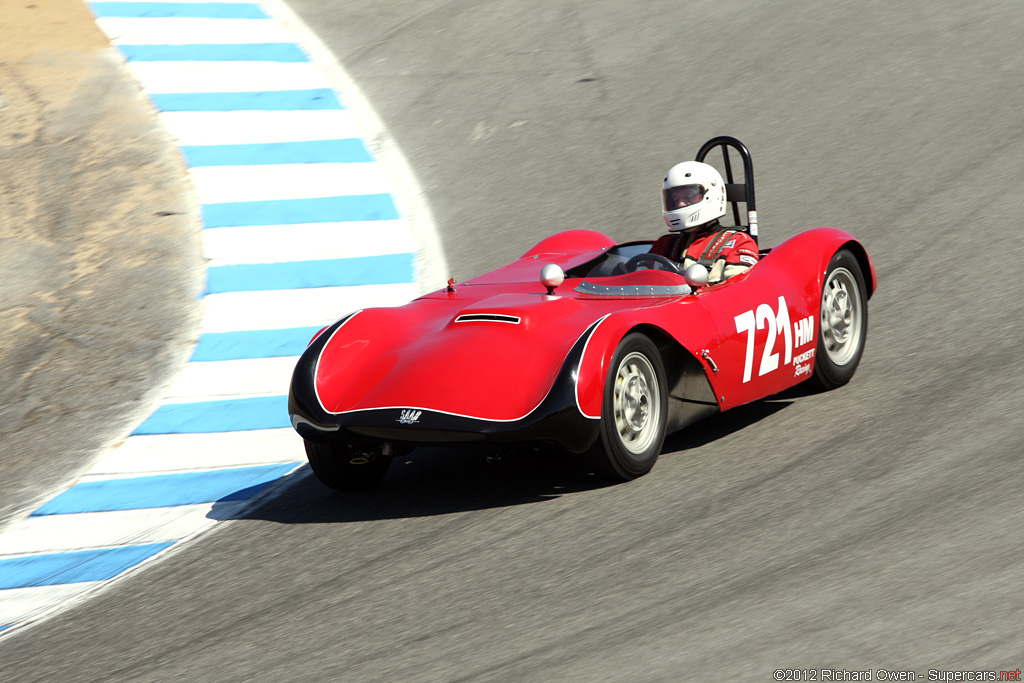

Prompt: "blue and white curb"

[0,0,446,637]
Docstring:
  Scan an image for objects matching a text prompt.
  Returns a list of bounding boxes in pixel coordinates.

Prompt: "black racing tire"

[304,440,393,490]
[809,248,869,391]
[587,332,668,481]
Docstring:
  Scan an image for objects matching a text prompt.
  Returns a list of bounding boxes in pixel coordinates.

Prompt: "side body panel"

[692,262,816,409]
[690,226,872,409]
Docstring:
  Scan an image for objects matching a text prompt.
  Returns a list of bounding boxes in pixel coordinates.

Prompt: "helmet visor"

[663,184,705,211]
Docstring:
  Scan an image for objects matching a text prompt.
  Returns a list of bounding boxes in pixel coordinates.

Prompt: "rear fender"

[782,227,876,298]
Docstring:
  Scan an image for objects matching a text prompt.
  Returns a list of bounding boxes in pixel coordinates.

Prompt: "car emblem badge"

[397,409,422,425]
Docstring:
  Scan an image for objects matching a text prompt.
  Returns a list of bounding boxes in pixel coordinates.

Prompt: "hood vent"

[454,314,521,324]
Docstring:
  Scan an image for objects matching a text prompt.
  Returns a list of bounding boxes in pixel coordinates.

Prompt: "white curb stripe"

[96,17,293,44]
[0,507,222,557]
[127,61,330,93]
[189,163,391,203]
[199,283,419,333]
[159,110,361,145]
[163,356,298,402]
[202,221,415,266]
[0,585,102,629]
[88,429,302,475]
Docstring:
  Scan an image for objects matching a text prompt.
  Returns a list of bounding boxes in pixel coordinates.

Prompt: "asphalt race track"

[3,0,1024,681]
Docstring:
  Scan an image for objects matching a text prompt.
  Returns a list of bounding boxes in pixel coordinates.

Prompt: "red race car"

[289,137,876,489]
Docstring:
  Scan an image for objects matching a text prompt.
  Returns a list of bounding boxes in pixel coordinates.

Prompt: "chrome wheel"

[820,266,863,366]
[809,249,870,391]
[613,351,662,454]
[589,333,667,481]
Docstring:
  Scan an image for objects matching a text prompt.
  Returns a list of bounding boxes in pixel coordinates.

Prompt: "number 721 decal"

[734,296,793,383]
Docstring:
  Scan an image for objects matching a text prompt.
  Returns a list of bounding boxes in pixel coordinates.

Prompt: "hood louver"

[454,314,522,324]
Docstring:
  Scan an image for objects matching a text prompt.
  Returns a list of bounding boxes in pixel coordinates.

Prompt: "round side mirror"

[684,263,709,289]
[540,263,565,295]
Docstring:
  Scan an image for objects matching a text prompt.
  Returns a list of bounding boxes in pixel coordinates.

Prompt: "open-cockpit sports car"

[288,137,876,489]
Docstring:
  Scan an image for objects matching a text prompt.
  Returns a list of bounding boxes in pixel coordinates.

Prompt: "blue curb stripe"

[133,396,290,435]
[31,465,300,516]
[89,2,268,19]
[0,625,10,632]
[206,253,415,293]
[181,139,373,166]
[117,43,309,63]
[0,543,175,590]
[150,90,342,112]
[190,327,322,361]
[202,194,399,227]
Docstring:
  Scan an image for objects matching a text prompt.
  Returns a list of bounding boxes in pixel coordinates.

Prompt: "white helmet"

[662,161,727,232]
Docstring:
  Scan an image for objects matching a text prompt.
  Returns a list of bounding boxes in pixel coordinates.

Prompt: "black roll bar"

[695,136,758,244]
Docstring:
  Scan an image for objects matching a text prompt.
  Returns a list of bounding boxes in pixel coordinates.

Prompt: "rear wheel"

[587,333,668,481]
[304,440,393,490]
[809,249,868,390]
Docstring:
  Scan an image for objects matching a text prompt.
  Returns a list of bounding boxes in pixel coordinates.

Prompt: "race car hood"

[304,287,650,422]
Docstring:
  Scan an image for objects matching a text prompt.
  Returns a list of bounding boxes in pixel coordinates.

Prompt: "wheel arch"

[635,323,721,433]
[836,239,876,298]
[770,228,877,301]
[809,246,871,391]
[577,319,719,432]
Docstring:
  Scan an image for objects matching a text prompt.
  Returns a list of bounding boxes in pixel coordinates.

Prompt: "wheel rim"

[820,266,863,365]
[613,352,661,454]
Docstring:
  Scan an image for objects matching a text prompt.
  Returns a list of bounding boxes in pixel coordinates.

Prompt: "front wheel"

[809,249,869,390]
[304,440,393,490]
[587,332,668,481]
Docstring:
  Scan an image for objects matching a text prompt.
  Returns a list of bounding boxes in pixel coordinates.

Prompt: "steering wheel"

[624,252,682,275]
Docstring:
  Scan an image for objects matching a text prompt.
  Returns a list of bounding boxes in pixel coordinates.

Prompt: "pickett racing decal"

[793,348,816,377]
[734,297,816,383]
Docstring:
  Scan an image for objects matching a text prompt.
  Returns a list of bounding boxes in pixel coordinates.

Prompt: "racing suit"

[650,221,759,284]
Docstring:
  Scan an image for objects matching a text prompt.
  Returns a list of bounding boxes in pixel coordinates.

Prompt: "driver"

[651,161,759,284]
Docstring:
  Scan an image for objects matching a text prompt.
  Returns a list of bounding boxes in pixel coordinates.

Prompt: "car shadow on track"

[216,394,800,524]
[213,446,608,524]
[662,396,794,453]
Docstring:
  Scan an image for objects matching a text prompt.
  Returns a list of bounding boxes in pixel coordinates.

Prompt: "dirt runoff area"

[0,0,205,530]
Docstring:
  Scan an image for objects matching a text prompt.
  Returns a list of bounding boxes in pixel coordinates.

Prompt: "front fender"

[575,301,721,418]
